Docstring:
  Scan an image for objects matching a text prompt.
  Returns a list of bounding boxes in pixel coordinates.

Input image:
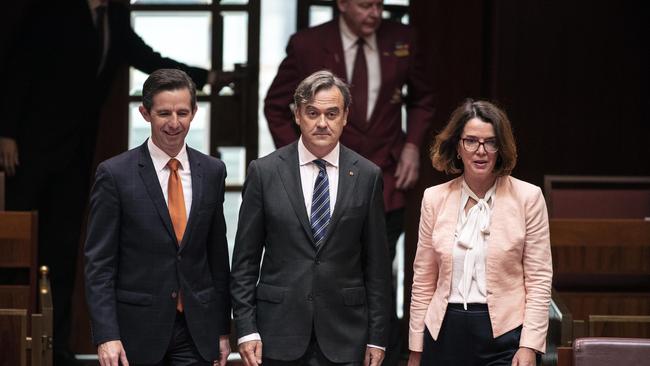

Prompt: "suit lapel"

[316,146,359,254]
[277,143,315,246]
[178,147,203,253]
[485,177,505,263]
[138,143,176,243]
[439,178,462,261]
[323,20,348,82]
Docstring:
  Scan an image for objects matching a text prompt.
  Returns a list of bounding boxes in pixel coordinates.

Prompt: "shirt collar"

[147,138,190,173]
[461,178,497,205]
[338,16,377,52]
[298,137,340,169]
[88,0,104,12]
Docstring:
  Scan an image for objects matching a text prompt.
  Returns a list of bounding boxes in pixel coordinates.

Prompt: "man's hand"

[407,351,421,366]
[98,340,128,366]
[363,347,385,366]
[511,347,537,366]
[238,340,262,366]
[214,335,231,366]
[394,142,420,190]
[0,137,19,176]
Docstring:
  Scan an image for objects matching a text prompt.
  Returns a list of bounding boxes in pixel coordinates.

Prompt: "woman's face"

[457,118,498,183]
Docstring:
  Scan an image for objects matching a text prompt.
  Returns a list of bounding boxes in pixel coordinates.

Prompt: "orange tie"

[167,158,186,312]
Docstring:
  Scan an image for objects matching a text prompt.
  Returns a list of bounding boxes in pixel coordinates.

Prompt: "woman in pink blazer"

[408,100,552,366]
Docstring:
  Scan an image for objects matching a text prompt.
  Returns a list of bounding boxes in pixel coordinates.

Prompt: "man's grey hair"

[292,70,351,112]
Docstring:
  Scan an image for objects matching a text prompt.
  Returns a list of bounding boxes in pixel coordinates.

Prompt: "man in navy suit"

[85,69,230,366]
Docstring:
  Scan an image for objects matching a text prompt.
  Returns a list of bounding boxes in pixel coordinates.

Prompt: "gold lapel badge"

[393,42,410,57]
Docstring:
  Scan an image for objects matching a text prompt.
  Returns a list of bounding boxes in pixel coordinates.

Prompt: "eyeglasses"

[461,138,499,153]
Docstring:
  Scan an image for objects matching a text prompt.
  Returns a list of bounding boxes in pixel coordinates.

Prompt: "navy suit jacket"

[84,142,230,364]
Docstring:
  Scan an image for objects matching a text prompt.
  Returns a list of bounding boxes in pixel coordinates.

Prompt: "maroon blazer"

[264,19,434,211]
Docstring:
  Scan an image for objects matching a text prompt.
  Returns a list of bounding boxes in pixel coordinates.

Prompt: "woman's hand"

[407,351,422,366]
[512,347,536,366]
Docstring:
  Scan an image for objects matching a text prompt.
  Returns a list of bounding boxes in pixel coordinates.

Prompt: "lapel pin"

[349,171,354,176]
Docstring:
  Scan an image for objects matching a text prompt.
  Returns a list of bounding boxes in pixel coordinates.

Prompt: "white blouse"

[448,179,497,308]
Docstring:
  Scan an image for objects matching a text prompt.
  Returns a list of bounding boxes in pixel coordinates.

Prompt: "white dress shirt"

[339,17,381,121]
[298,137,339,216]
[147,138,192,218]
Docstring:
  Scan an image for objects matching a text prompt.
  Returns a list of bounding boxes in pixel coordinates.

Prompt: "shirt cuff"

[367,344,386,351]
[237,333,261,345]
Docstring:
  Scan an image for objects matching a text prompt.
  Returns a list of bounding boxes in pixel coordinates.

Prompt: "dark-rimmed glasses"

[460,138,499,153]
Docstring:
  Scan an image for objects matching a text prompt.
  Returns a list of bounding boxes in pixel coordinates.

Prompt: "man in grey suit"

[231,70,392,366]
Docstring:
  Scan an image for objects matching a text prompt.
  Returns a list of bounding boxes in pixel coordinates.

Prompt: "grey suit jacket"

[230,142,391,362]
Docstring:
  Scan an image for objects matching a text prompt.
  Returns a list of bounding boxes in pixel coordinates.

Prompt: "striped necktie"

[310,159,330,247]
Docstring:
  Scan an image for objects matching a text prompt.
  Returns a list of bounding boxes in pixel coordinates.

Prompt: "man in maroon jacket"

[264,1,434,363]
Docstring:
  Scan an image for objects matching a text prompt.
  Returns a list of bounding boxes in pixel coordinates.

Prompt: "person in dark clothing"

[0,1,216,364]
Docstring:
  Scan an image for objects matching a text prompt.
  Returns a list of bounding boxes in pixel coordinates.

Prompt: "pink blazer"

[409,176,552,353]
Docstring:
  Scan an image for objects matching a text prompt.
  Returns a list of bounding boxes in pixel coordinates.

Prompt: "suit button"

[315,260,321,265]
[307,294,313,301]
[171,291,178,299]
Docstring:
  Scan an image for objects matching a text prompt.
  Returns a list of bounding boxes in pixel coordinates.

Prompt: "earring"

[457,154,461,159]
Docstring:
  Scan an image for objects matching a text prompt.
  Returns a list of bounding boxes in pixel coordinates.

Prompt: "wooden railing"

[0,266,53,366]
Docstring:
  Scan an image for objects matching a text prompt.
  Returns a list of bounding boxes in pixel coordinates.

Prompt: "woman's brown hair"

[430,99,517,176]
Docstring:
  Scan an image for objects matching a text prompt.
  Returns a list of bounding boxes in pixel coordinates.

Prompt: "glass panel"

[384,0,409,5]
[221,11,248,71]
[309,6,334,27]
[131,0,211,4]
[218,147,246,186]
[219,0,248,4]
[224,191,242,262]
[129,102,211,154]
[259,0,297,158]
[382,11,409,24]
[130,11,212,95]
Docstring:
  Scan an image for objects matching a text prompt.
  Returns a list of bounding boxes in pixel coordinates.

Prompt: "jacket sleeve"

[362,167,392,347]
[519,187,553,353]
[113,3,208,88]
[207,160,232,336]
[84,162,122,345]
[408,189,439,352]
[230,160,266,338]
[263,34,302,148]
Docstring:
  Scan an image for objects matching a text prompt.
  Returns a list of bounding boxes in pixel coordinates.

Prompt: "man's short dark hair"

[293,70,351,111]
[142,69,197,112]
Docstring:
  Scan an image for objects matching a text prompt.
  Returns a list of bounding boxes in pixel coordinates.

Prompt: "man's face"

[139,88,196,156]
[294,86,348,157]
[338,0,383,38]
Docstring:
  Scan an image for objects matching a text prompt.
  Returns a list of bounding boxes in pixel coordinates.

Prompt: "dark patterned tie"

[310,159,330,247]
[351,38,368,125]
